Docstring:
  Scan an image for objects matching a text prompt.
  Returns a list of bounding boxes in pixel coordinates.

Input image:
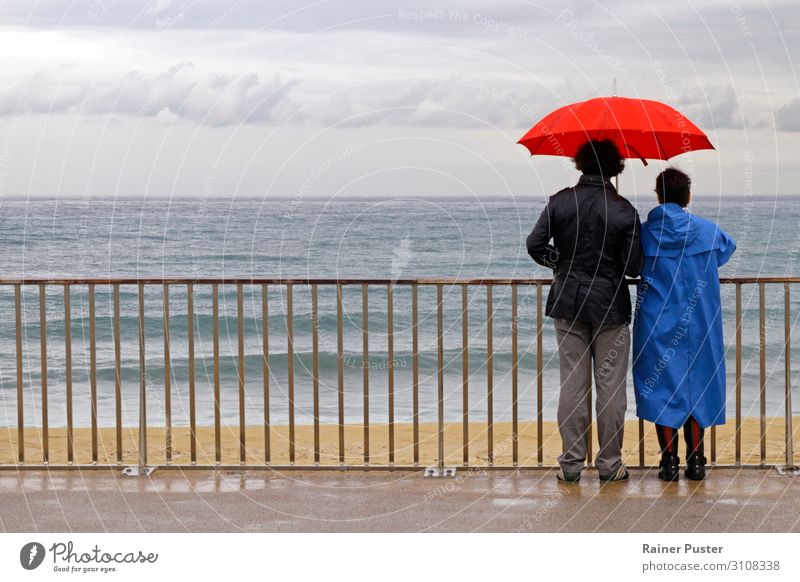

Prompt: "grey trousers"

[554,318,630,475]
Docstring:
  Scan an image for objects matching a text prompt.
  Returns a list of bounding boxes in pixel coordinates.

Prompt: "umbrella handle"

[625,142,648,166]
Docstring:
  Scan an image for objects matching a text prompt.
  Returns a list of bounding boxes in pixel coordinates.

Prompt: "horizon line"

[2,193,797,201]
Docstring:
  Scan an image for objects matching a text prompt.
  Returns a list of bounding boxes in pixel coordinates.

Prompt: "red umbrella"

[517,96,714,164]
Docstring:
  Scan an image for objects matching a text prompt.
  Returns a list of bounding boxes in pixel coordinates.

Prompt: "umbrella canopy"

[517,96,714,164]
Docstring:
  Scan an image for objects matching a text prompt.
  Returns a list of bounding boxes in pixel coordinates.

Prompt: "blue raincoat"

[632,203,736,429]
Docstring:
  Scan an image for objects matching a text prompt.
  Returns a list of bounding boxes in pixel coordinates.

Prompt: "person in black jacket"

[527,139,643,483]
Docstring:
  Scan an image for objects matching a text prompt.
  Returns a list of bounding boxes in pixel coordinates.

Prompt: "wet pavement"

[1,468,798,532]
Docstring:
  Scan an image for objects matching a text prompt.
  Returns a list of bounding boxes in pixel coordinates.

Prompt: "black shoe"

[658,453,680,482]
[556,468,582,483]
[685,454,707,481]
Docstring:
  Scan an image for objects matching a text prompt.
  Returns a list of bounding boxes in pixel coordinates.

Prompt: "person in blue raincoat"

[633,168,736,482]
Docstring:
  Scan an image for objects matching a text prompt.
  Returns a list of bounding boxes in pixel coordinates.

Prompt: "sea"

[0,195,798,429]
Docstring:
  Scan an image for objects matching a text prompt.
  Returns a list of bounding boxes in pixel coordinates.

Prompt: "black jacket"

[526,174,643,325]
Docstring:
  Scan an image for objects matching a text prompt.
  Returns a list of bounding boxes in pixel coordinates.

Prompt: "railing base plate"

[775,465,800,476]
[121,466,155,477]
[423,466,457,478]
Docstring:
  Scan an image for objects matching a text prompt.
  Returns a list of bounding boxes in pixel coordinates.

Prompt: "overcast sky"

[0,0,797,199]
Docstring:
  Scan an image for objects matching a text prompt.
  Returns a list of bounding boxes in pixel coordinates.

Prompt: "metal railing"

[0,277,797,472]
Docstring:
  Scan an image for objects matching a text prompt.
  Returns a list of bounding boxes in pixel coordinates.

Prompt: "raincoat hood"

[641,203,717,258]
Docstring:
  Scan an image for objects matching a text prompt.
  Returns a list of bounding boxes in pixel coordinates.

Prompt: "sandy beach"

[2,417,798,467]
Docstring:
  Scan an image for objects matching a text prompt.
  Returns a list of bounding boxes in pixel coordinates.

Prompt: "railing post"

[262,284,271,465]
[89,283,98,464]
[312,284,321,465]
[412,283,419,466]
[536,283,543,467]
[779,282,798,475]
[287,282,295,465]
[462,284,469,467]
[487,284,494,466]
[424,283,455,477]
[64,284,73,465]
[213,283,221,465]
[163,283,172,465]
[511,284,519,466]
[123,282,154,476]
[760,282,767,466]
[336,284,345,467]
[15,284,24,465]
[237,282,246,465]
[362,284,369,466]
[387,284,395,466]
[39,283,49,464]
[786,283,795,466]
[139,282,147,468]
[735,283,742,465]
[187,282,197,465]
[113,284,122,464]
[437,284,444,469]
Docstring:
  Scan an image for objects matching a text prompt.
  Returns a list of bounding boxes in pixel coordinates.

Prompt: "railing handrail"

[0,276,798,285]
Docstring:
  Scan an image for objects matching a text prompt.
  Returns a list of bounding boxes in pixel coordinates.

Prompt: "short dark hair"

[655,168,691,207]
[573,139,625,178]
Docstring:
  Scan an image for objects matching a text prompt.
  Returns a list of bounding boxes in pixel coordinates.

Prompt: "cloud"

[314,76,556,129]
[676,85,756,130]
[0,60,558,129]
[0,63,301,126]
[775,98,800,132]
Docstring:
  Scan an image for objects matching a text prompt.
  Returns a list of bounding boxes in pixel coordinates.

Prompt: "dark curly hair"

[655,167,691,207]
[573,139,625,178]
